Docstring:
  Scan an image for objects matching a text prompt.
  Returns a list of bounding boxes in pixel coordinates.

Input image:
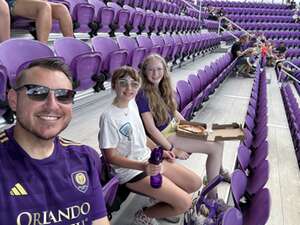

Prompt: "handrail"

[278,60,300,84]
[218,16,249,38]
[180,0,202,30]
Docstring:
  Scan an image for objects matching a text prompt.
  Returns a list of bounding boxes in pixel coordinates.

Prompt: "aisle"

[265,68,300,225]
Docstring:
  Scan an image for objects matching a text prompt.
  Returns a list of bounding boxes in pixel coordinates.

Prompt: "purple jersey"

[135,90,170,131]
[0,127,107,225]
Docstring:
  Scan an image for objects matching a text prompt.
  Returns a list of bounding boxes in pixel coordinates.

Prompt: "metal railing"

[217,16,250,39]
[278,60,300,85]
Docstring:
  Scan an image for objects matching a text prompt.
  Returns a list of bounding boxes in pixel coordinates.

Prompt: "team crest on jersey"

[71,171,89,193]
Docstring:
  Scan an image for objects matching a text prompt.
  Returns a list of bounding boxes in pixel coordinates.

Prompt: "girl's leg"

[162,160,202,194]
[13,0,52,43]
[168,134,224,199]
[126,175,193,218]
[49,2,73,37]
[0,0,10,42]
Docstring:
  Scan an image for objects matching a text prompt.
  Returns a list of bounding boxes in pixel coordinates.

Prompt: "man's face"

[9,66,73,140]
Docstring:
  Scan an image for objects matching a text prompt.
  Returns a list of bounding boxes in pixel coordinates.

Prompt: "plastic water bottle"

[148,146,163,188]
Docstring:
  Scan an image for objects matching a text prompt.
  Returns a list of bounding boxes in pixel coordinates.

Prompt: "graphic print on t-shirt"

[119,122,132,141]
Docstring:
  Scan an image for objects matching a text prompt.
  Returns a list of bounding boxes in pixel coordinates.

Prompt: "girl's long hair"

[140,54,177,126]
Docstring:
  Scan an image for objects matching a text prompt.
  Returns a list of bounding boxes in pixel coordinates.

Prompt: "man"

[0,59,110,225]
[275,41,287,60]
[231,34,256,78]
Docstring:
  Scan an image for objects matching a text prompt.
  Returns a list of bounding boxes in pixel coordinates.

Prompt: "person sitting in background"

[0,0,10,42]
[99,66,201,225]
[206,4,219,21]
[136,54,230,200]
[274,41,287,60]
[1,58,109,224]
[231,34,256,78]
[266,42,276,66]
[6,0,74,43]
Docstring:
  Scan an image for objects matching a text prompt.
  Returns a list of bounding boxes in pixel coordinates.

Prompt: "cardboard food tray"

[211,123,244,141]
[176,121,244,141]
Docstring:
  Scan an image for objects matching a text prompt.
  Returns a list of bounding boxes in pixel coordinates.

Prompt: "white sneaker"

[133,209,159,225]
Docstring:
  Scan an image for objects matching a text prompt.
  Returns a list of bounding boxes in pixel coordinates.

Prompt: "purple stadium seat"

[231,169,248,210]
[187,74,204,110]
[237,144,251,172]
[107,2,130,34]
[0,39,54,86]
[123,5,144,34]
[89,0,115,35]
[162,35,178,64]
[54,37,104,92]
[176,80,194,120]
[116,36,146,70]
[247,160,269,195]
[222,208,243,225]
[244,188,271,225]
[66,0,95,33]
[150,35,171,61]
[136,35,161,56]
[91,37,128,78]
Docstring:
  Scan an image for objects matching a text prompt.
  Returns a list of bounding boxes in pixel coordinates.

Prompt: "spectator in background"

[275,41,287,60]
[0,0,10,42]
[207,4,219,21]
[6,0,74,43]
[231,34,256,78]
[290,0,296,9]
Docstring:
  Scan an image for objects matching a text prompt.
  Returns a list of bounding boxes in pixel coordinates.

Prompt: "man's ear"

[7,89,17,112]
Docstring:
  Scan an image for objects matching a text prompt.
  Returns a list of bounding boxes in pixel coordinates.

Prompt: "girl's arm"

[175,110,185,121]
[141,112,174,151]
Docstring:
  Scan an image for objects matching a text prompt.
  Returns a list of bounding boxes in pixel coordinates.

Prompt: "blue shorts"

[6,0,16,15]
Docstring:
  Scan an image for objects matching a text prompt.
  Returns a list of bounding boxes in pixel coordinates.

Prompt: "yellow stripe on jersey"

[0,137,9,143]
[15,183,28,195]
[11,187,21,196]
[59,137,82,146]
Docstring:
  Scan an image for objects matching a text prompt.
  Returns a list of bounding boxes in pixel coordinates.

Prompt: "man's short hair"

[15,58,73,88]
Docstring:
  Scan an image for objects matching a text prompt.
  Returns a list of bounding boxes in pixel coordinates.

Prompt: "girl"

[136,54,229,199]
[98,66,201,225]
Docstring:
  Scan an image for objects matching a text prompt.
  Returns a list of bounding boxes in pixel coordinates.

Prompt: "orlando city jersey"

[0,127,107,225]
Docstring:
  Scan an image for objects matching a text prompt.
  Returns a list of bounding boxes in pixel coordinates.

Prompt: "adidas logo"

[10,183,28,196]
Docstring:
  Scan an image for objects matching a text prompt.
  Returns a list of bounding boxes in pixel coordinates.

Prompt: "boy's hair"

[111,66,140,89]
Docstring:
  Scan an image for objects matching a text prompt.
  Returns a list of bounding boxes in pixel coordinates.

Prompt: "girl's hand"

[173,148,190,160]
[144,162,162,176]
[163,150,176,162]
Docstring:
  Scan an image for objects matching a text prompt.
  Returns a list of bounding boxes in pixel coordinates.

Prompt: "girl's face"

[145,59,165,86]
[115,76,140,103]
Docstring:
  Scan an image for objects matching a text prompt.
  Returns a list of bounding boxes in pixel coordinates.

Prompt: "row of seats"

[264,31,300,40]
[233,66,270,225]
[0,32,221,116]
[202,0,288,10]
[176,52,235,120]
[12,0,200,38]
[286,49,300,59]
[281,83,300,168]
[238,22,300,32]
[222,7,293,16]
[226,14,295,24]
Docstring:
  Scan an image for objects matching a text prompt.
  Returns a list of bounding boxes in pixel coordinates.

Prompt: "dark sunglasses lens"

[55,89,75,103]
[26,86,49,101]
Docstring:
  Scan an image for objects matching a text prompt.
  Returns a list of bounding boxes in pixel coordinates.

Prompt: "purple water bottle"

[148,146,163,188]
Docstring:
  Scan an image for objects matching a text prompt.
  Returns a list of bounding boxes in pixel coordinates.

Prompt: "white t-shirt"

[98,100,151,184]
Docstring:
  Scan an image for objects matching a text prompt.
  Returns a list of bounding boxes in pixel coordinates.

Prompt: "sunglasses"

[15,84,76,104]
[118,79,140,89]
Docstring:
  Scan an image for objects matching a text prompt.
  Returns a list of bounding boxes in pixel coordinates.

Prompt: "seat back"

[222,207,243,225]
[0,39,54,86]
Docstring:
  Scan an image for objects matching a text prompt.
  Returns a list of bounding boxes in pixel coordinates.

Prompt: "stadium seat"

[91,37,128,79]
[54,37,105,92]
